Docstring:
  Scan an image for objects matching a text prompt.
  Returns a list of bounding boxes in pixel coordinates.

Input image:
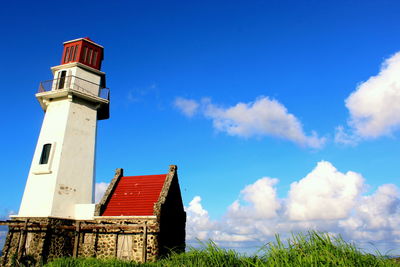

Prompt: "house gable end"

[95,168,124,216]
[155,165,186,255]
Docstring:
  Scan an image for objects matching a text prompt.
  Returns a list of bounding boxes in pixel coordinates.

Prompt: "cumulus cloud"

[185,196,217,240]
[286,161,364,220]
[228,178,281,220]
[185,161,400,253]
[337,51,400,143]
[174,97,199,117]
[339,184,400,241]
[175,96,325,149]
[95,182,109,203]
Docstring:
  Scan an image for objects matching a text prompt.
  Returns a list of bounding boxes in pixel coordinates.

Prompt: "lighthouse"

[17,38,109,219]
[1,39,186,265]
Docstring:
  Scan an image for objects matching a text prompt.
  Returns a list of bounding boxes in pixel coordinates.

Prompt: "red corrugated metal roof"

[102,174,167,216]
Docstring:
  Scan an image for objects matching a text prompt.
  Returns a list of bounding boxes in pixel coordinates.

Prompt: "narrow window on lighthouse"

[89,48,93,65]
[39,144,52,165]
[73,45,79,61]
[69,46,75,62]
[93,51,98,66]
[58,71,67,89]
[64,47,70,63]
[83,47,88,63]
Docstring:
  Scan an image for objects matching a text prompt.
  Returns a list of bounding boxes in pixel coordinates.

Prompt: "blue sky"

[1,0,400,254]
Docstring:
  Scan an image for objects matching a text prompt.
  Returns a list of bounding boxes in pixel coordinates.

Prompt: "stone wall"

[1,229,22,265]
[78,232,97,257]
[91,218,159,262]
[0,165,187,266]
[1,217,160,266]
[94,233,116,258]
[0,217,75,266]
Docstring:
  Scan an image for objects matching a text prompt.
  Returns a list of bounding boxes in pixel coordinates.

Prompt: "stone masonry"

[0,165,186,266]
[1,217,160,266]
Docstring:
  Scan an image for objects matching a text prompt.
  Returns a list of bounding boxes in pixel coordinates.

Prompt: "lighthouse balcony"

[36,75,110,120]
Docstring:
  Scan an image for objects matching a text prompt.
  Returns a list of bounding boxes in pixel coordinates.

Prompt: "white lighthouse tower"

[17,38,109,219]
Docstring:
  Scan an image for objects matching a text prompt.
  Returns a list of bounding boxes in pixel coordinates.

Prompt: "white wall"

[18,64,104,219]
[53,64,102,97]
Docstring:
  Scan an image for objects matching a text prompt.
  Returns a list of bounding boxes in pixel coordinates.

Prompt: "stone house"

[0,165,186,266]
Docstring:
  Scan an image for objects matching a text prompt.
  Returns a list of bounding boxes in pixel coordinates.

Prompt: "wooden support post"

[114,233,119,258]
[17,219,28,262]
[73,221,81,258]
[15,228,22,256]
[40,225,50,265]
[93,229,98,258]
[142,223,148,263]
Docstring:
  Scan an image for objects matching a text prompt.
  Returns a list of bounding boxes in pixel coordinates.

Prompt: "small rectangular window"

[73,45,79,61]
[64,47,70,63]
[83,47,88,63]
[39,144,52,165]
[93,51,98,66]
[89,49,93,65]
[58,70,66,89]
[69,46,74,62]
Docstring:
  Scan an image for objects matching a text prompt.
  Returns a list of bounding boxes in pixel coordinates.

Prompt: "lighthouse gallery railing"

[38,75,110,100]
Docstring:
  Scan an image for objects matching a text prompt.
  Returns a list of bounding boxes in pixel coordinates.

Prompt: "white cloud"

[204,97,325,149]
[0,209,16,220]
[286,161,364,220]
[334,126,359,146]
[175,96,325,149]
[338,51,400,143]
[340,184,400,236]
[185,196,216,240]
[95,182,109,203]
[127,83,158,103]
[185,161,400,253]
[174,97,199,117]
[228,177,281,219]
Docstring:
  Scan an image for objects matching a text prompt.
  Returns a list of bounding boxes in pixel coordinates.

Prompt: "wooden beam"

[142,223,148,263]
[93,229,99,257]
[2,222,152,231]
[114,234,119,258]
[17,219,28,261]
[73,221,81,258]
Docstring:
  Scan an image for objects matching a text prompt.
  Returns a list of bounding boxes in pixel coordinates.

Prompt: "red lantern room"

[61,37,104,70]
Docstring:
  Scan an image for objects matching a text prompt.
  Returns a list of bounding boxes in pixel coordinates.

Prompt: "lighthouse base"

[0,217,161,266]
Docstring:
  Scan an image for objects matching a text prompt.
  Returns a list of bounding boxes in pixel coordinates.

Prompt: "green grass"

[44,231,399,267]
